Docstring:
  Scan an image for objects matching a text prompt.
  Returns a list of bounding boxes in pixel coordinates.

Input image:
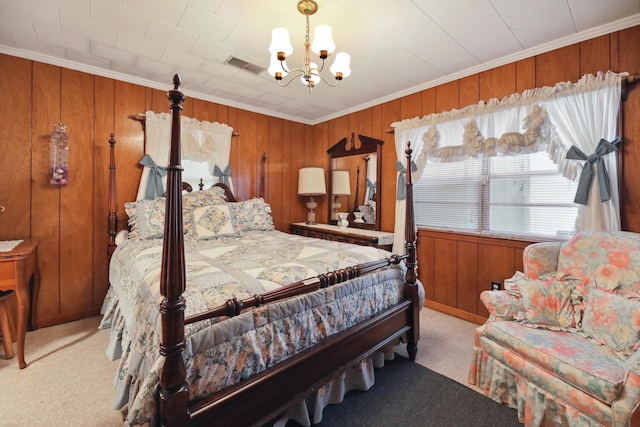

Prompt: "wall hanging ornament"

[49,122,69,185]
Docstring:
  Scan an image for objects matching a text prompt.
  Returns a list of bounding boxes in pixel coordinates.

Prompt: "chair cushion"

[483,321,628,404]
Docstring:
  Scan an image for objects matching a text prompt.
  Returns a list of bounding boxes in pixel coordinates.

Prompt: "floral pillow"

[503,272,526,321]
[582,288,640,358]
[228,198,275,232]
[192,204,237,239]
[517,277,575,330]
[183,186,228,235]
[124,197,166,239]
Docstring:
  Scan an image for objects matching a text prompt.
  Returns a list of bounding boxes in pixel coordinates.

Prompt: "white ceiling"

[1,0,640,125]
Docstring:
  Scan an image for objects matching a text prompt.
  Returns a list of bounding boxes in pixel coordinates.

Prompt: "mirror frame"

[327,133,383,230]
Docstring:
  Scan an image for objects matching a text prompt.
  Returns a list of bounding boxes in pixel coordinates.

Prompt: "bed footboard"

[189,299,414,427]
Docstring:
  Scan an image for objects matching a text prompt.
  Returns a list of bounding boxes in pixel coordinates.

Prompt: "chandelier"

[268,0,351,92]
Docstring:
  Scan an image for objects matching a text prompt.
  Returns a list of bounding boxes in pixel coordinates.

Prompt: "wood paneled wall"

[418,229,530,324]
[1,26,639,327]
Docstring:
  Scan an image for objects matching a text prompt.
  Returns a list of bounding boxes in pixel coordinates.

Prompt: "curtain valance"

[390,71,626,252]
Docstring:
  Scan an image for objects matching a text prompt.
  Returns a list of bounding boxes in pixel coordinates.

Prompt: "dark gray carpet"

[288,355,522,427]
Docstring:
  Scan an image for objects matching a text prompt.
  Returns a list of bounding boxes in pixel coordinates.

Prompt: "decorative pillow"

[503,272,526,321]
[517,277,575,330]
[183,186,228,235]
[582,288,640,358]
[228,198,275,232]
[124,197,166,239]
[192,204,237,239]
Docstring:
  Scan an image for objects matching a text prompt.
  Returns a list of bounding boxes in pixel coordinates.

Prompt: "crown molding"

[1,13,639,126]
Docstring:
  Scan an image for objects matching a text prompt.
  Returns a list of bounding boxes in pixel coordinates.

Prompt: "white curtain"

[392,126,426,254]
[391,71,626,252]
[136,111,234,200]
[136,111,171,200]
[542,75,623,230]
[364,154,377,202]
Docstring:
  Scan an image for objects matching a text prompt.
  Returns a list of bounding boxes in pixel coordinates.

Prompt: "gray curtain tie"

[366,179,376,200]
[566,137,621,205]
[139,154,166,199]
[396,160,417,200]
[213,164,231,186]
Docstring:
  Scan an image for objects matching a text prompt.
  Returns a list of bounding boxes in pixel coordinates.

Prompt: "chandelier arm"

[279,60,292,74]
[314,73,340,87]
[277,70,306,88]
[314,58,326,73]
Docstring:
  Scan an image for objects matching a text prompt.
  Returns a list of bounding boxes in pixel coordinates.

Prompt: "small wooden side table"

[0,240,39,369]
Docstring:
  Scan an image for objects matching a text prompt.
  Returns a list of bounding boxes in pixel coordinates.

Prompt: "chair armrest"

[480,290,521,321]
[627,348,640,375]
[523,241,562,278]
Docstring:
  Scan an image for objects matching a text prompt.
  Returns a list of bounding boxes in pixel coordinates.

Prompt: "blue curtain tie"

[396,160,417,200]
[566,137,621,205]
[139,154,166,199]
[213,164,231,186]
[366,179,376,200]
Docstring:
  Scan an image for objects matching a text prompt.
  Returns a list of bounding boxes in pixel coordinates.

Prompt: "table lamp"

[331,170,350,220]
[298,167,326,225]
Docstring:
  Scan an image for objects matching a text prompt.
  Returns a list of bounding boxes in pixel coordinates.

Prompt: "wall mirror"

[327,132,383,230]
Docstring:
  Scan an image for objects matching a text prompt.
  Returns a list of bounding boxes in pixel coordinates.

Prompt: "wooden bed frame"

[107,74,420,427]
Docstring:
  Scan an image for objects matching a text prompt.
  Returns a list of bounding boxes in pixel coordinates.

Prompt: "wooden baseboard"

[34,307,102,329]
[424,300,487,325]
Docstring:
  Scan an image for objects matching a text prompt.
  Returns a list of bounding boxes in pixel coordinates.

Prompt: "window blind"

[415,151,579,239]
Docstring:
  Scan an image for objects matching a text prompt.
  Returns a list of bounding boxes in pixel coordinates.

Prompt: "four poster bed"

[101,75,422,427]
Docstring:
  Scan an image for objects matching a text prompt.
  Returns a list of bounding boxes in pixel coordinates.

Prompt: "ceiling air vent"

[224,56,266,75]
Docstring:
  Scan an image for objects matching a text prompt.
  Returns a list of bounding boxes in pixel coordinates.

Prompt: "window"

[182,159,214,191]
[414,151,579,239]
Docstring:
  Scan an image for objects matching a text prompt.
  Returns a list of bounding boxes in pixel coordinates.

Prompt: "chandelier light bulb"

[301,62,322,87]
[268,54,288,79]
[330,52,351,79]
[311,25,335,58]
[269,28,293,58]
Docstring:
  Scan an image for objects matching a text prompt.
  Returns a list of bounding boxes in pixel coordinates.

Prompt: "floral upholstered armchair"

[469,230,640,427]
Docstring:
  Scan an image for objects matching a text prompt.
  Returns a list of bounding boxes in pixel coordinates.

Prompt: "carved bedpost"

[404,141,419,361]
[108,133,118,260]
[158,74,189,426]
[260,152,267,199]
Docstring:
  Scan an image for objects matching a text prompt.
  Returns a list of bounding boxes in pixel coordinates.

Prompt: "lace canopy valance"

[136,111,234,200]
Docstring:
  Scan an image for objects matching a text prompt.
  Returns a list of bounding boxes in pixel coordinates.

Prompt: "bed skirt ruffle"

[103,303,398,427]
[100,281,408,426]
[274,347,396,426]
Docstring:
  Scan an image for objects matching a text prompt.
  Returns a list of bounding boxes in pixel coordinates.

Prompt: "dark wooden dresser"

[289,222,394,251]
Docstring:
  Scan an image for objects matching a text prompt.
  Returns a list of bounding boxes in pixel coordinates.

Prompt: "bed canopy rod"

[127,113,240,137]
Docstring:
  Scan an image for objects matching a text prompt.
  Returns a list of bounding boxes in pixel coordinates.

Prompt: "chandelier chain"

[305,13,310,43]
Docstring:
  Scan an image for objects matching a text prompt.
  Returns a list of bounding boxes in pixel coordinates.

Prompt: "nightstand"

[289,222,394,251]
[0,240,39,368]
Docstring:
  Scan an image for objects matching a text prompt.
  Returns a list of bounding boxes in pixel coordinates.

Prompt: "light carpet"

[0,308,488,426]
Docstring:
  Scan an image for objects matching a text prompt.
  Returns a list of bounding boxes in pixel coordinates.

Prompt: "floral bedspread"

[100,230,412,426]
